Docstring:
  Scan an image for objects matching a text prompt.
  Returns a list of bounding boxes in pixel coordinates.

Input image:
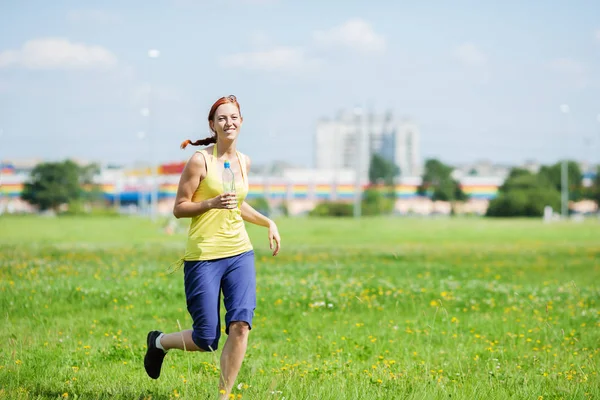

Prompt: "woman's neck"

[215,140,237,159]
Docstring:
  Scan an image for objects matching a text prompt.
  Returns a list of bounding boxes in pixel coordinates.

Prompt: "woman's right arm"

[173,152,237,219]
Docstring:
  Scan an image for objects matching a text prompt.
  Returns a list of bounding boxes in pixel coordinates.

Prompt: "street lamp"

[353,105,368,219]
[0,128,4,212]
[597,114,600,220]
[596,113,600,151]
[136,130,147,214]
[559,104,570,219]
[147,49,160,221]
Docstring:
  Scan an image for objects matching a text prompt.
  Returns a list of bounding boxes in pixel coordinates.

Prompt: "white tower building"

[315,110,421,181]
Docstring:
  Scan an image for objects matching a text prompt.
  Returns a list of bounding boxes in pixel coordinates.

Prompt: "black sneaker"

[144,330,166,379]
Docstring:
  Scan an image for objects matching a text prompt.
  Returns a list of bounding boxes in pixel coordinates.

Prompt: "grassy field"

[0,215,599,399]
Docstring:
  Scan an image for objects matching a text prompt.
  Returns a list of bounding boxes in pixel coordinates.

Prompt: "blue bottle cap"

[224,160,230,168]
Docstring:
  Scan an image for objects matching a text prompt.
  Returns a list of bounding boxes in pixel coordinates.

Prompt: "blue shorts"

[183,250,256,352]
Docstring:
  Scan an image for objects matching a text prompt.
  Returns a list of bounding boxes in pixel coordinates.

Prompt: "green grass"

[0,215,599,400]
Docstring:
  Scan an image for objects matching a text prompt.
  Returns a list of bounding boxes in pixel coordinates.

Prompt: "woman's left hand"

[268,221,281,256]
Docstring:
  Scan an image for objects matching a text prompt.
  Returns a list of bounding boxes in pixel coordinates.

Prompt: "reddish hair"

[180,95,242,149]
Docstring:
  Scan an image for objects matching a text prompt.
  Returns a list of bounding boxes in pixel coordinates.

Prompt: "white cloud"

[455,43,487,67]
[549,58,586,74]
[240,0,278,3]
[595,29,600,42]
[0,38,118,70]
[219,46,322,72]
[221,19,385,74]
[548,58,590,88]
[313,19,386,53]
[172,0,277,6]
[66,9,122,24]
[248,31,272,48]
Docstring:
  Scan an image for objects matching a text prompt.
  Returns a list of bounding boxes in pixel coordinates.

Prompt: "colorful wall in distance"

[1,182,499,201]
[0,183,23,197]
[0,159,503,202]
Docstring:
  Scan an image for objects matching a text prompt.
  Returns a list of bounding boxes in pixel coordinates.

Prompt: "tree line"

[486,162,600,217]
[311,155,600,217]
[13,157,600,217]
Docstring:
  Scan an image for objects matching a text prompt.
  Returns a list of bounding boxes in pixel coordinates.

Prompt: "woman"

[144,95,281,399]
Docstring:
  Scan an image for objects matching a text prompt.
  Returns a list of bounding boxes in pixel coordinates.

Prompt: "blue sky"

[1,0,600,168]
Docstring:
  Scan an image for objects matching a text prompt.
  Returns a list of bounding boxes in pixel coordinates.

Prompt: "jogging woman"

[144,95,281,399]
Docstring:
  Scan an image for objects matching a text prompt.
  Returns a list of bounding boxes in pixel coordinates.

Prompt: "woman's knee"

[228,321,250,338]
[191,331,220,352]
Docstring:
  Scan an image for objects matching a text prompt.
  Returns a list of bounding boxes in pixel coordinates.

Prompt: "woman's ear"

[209,120,215,132]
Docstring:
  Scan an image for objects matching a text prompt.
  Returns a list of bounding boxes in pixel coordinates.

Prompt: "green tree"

[368,154,400,185]
[504,167,533,181]
[21,160,103,212]
[485,191,529,217]
[81,163,104,204]
[309,202,353,217]
[248,196,270,216]
[417,159,466,201]
[363,154,399,216]
[361,187,395,216]
[21,160,82,211]
[486,167,560,217]
[591,166,600,204]
[499,170,550,192]
[538,161,583,201]
[80,162,100,185]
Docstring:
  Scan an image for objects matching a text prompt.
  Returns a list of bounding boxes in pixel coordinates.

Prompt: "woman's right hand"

[209,193,238,209]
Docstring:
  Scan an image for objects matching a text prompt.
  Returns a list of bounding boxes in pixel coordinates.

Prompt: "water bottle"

[222,160,236,194]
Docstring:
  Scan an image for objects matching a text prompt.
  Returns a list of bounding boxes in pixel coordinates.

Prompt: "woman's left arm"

[241,154,281,256]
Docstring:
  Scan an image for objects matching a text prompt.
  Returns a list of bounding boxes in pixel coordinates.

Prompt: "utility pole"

[559,104,570,219]
[353,105,368,218]
[148,49,160,222]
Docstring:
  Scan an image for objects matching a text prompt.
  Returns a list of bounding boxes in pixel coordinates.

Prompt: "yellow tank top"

[183,145,253,261]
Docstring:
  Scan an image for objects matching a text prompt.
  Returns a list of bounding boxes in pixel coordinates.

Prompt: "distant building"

[521,159,541,174]
[315,110,421,181]
[452,160,511,180]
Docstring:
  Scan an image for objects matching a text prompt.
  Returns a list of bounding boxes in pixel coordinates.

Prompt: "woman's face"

[210,103,242,141]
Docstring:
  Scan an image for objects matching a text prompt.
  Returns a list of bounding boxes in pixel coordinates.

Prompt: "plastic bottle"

[222,160,236,194]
